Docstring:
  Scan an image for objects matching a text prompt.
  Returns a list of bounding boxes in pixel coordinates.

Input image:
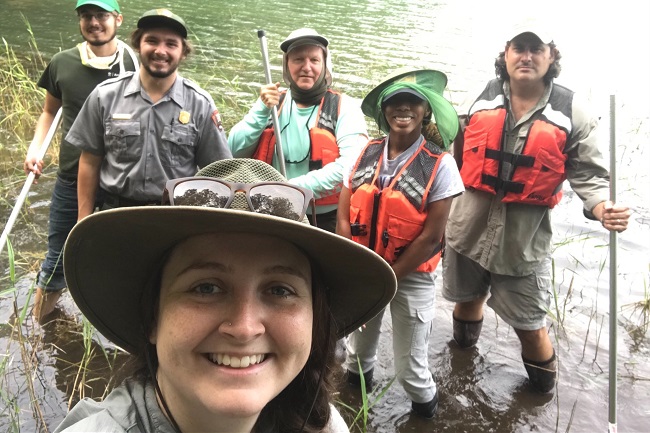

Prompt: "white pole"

[257,29,287,177]
[0,107,62,256]
[607,94,618,433]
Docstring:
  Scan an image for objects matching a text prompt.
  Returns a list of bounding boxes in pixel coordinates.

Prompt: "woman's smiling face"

[383,91,430,141]
[150,232,313,430]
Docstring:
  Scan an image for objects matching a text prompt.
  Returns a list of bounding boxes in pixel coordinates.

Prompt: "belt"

[102,191,160,208]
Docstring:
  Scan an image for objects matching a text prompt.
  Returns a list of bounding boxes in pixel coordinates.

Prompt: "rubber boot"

[452,314,483,348]
[411,388,439,419]
[345,367,374,391]
[522,350,557,393]
[32,288,63,325]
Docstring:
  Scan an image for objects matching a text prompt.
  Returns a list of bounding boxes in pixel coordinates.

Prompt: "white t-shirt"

[343,135,464,203]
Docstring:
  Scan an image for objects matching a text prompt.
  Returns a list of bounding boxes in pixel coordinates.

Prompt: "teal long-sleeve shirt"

[228,89,368,214]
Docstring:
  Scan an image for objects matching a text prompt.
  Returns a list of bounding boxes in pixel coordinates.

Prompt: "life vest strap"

[481,174,525,194]
[485,148,535,167]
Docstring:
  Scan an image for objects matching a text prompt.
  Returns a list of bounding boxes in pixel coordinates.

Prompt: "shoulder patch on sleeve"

[211,109,224,132]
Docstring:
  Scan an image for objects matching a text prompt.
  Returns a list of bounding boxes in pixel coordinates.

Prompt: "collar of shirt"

[123,73,185,107]
[503,80,553,128]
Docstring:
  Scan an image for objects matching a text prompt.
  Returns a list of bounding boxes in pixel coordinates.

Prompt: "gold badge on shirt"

[178,111,191,124]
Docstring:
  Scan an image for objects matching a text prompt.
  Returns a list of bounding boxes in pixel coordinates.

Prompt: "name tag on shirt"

[112,113,132,120]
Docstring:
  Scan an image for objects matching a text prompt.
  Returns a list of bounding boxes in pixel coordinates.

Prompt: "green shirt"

[37,43,136,179]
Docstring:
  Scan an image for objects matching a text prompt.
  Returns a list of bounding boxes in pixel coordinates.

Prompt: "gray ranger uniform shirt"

[67,72,231,202]
[53,378,351,433]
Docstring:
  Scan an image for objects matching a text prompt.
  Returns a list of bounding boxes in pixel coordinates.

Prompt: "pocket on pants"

[410,304,436,357]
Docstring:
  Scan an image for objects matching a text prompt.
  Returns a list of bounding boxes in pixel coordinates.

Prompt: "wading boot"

[452,314,483,348]
[33,288,63,325]
[522,350,557,393]
[345,367,374,392]
[411,389,439,419]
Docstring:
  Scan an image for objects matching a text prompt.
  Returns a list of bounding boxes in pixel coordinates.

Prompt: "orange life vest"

[253,89,341,206]
[349,136,446,273]
[460,80,573,208]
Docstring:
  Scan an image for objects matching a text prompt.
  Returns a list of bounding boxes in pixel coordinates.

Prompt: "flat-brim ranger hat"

[137,8,187,38]
[64,159,397,354]
[362,67,459,148]
[75,0,120,13]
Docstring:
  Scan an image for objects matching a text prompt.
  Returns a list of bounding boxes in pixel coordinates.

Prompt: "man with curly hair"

[443,21,631,393]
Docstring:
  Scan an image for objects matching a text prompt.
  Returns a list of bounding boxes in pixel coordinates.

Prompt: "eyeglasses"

[78,11,116,22]
[162,177,315,222]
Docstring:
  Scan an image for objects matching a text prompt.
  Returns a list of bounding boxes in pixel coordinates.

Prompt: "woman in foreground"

[55,158,397,433]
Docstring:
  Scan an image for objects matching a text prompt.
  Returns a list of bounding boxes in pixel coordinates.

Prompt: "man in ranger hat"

[338,67,463,419]
[26,0,139,324]
[443,20,631,393]
[68,8,231,223]
[228,28,369,232]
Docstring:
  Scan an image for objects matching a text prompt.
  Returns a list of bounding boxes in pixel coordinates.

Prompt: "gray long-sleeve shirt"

[53,378,350,433]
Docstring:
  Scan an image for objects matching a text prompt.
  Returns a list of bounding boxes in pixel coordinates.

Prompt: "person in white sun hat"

[442,18,631,393]
[228,28,369,233]
[54,158,397,433]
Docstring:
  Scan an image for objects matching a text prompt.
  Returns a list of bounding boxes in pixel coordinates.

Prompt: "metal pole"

[0,107,63,256]
[257,29,287,177]
[608,94,618,433]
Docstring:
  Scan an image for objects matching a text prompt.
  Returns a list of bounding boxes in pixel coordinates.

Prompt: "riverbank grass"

[0,16,48,144]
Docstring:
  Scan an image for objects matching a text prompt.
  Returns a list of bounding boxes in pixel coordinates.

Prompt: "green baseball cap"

[362,67,459,148]
[75,0,121,13]
[137,9,187,38]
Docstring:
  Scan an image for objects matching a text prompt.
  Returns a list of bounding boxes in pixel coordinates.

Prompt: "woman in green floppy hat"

[54,158,397,432]
[336,68,463,419]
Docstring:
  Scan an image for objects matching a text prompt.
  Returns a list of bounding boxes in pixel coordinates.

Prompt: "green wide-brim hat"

[362,68,459,148]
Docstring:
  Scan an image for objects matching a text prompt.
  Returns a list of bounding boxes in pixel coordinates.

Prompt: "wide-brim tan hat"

[64,159,397,353]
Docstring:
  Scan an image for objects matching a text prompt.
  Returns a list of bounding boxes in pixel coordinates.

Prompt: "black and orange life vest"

[349,136,446,273]
[460,79,573,208]
[253,89,341,206]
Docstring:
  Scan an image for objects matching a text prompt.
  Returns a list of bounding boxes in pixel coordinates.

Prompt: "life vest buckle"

[309,159,323,171]
[350,223,368,236]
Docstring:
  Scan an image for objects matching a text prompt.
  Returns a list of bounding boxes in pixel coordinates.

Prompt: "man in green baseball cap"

[338,67,464,419]
[27,0,138,324]
[75,0,121,13]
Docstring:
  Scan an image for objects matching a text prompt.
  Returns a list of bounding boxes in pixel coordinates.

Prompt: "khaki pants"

[344,271,437,404]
